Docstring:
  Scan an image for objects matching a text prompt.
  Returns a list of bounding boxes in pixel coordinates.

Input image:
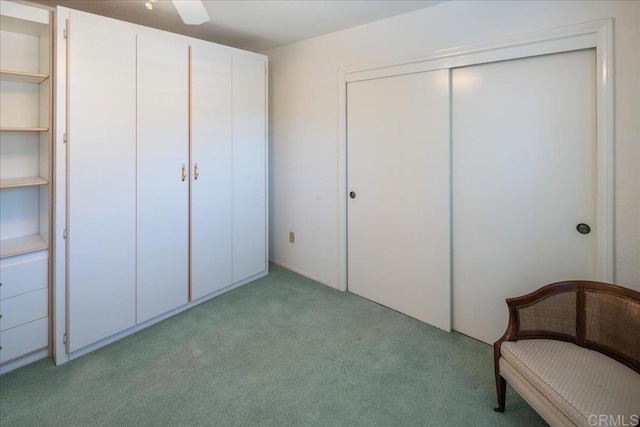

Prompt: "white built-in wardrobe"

[51,9,267,362]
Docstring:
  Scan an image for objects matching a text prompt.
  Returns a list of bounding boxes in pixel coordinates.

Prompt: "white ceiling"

[29,0,442,52]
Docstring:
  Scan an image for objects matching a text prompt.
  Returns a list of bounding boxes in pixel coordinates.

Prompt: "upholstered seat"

[500,339,640,426]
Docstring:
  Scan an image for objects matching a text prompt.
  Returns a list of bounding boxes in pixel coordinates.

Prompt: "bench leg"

[494,375,506,413]
[493,342,507,412]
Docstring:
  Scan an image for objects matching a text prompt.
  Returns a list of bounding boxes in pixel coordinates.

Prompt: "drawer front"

[0,288,48,331]
[0,317,48,364]
[0,256,48,300]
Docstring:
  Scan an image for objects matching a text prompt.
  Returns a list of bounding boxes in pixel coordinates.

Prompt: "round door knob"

[349,191,356,199]
[576,223,591,235]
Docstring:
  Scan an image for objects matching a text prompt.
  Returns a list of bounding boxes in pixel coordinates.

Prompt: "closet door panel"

[137,33,189,323]
[452,50,597,345]
[347,70,451,331]
[190,46,232,300]
[67,11,136,351]
[232,56,266,283]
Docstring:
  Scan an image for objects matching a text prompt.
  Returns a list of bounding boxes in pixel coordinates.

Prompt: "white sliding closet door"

[67,11,136,351]
[452,49,597,345]
[347,70,451,331]
[190,46,232,300]
[137,33,189,323]
[232,56,267,283]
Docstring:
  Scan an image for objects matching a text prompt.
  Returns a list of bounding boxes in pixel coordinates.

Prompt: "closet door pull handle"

[194,163,199,180]
[181,164,186,182]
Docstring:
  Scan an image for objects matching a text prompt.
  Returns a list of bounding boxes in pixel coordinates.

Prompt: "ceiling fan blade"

[171,0,210,25]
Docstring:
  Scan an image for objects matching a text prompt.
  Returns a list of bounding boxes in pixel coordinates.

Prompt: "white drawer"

[0,256,47,300]
[0,288,48,331]
[0,317,48,364]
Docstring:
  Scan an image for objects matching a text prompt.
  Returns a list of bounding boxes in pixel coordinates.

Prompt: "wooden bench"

[493,280,640,426]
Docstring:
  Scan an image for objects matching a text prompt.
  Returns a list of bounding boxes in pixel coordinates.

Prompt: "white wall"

[266,0,640,290]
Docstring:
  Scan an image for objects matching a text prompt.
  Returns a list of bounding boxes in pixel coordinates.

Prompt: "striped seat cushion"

[501,339,640,426]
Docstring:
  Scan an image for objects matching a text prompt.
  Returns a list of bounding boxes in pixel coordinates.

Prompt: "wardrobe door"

[190,46,232,300]
[137,33,189,323]
[67,11,136,351]
[232,56,267,283]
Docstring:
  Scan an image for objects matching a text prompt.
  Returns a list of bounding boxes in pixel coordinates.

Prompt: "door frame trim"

[337,19,615,292]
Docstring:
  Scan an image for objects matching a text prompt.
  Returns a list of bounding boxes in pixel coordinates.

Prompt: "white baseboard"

[269,259,339,290]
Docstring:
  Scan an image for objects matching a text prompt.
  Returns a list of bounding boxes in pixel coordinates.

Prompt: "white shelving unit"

[0,1,52,371]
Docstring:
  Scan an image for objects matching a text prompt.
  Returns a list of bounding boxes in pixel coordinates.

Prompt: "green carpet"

[0,263,545,426]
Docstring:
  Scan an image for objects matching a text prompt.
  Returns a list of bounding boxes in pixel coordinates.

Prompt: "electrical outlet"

[289,231,295,244]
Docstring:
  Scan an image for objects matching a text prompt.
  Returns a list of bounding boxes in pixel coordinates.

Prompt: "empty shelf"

[0,70,48,84]
[0,234,48,258]
[0,127,49,132]
[0,176,48,189]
